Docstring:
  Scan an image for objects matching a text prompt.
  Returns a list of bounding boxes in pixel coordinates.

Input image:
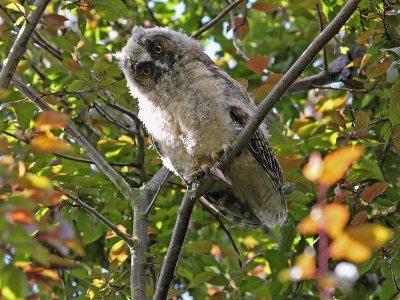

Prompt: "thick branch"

[131,166,171,300]
[0,0,51,89]
[154,0,362,298]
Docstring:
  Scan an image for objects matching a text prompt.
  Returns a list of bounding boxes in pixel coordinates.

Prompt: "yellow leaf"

[36,110,70,131]
[278,153,304,171]
[359,53,372,71]
[109,240,127,262]
[293,247,316,280]
[330,232,372,263]
[118,135,135,147]
[319,145,364,186]
[15,173,53,190]
[347,223,392,249]
[106,224,127,239]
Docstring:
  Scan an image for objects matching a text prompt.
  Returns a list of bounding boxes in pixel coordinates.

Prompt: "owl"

[117,26,286,228]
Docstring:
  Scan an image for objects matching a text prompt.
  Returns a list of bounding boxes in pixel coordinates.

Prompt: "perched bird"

[117,26,286,228]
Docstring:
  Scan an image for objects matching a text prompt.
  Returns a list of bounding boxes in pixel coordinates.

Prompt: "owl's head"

[117,26,202,93]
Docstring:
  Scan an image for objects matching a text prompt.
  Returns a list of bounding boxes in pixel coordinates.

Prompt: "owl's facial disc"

[144,35,179,69]
[131,61,164,89]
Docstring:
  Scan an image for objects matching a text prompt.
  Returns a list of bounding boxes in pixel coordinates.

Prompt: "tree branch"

[191,0,244,39]
[0,0,51,89]
[131,166,171,300]
[154,0,362,298]
[60,188,135,248]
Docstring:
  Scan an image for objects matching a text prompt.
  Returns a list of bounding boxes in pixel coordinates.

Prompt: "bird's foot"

[212,144,230,162]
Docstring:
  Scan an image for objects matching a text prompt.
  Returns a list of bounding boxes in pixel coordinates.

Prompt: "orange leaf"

[252,2,279,11]
[36,110,70,131]
[30,134,72,153]
[106,224,128,239]
[361,182,388,203]
[293,248,316,280]
[148,227,159,234]
[324,204,350,238]
[6,208,35,224]
[319,146,364,186]
[247,54,269,75]
[297,204,349,239]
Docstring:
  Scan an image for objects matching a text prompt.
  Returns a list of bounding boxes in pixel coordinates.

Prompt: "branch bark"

[131,166,171,300]
[0,0,51,89]
[154,0,362,298]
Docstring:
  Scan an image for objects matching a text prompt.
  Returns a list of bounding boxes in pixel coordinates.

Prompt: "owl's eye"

[153,44,163,54]
[141,67,151,76]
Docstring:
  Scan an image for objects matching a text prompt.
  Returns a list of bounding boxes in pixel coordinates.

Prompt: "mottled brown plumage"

[117,26,286,228]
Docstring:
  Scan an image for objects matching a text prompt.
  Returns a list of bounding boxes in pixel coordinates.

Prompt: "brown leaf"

[277,153,304,171]
[252,2,279,11]
[361,182,388,203]
[265,73,285,85]
[62,57,82,71]
[247,54,269,75]
[350,210,367,225]
[333,191,348,204]
[234,17,249,40]
[355,110,369,129]
[331,111,347,130]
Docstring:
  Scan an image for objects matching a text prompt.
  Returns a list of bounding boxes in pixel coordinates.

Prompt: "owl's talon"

[212,144,231,162]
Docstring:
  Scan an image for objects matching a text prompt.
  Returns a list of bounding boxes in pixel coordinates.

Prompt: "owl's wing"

[229,106,283,190]
[192,49,283,192]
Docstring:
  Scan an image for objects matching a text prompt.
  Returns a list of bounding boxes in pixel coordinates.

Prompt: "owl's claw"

[212,144,230,162]
[189,165,208,182]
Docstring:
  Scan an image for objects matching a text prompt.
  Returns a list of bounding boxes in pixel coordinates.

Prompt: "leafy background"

[0,0,399,299]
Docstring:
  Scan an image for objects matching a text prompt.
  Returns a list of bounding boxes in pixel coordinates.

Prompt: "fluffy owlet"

[117,26,286,228]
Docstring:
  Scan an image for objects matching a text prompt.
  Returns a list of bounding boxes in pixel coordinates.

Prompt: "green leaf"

[389,82,400,124]
[239,276,266,292]
[264,249,289,272]
[357,256,377,275]
[77,9,87,35]
[355,110,369,129]
[278,222,296,253]
[220,248,240,259]
[90,0,129,21]
[185,240,213,253]
[67,80,89,92]
[12,101,38,132]
[0,265,27,300]
[188,271,215,288]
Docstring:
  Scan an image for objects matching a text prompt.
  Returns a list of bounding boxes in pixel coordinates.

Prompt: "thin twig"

[311,85,369,93]
[60,188,135,248]
[143,0,160,27]
[198,201,243,268]
[191,0,244,38]
[316,4,328,71]
[145,170,172,216]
